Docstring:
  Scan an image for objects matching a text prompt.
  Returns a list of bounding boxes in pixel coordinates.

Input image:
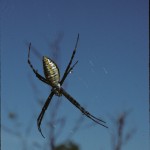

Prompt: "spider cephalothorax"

[28,34,108,138]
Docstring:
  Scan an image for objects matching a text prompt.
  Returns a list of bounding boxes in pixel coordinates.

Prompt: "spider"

[28,34,108,138]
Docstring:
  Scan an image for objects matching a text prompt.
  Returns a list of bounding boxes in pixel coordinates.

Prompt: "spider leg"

[67,60,78,74]
[59,87,108,128]
[60,34,79,85]
[37,92,55,138]
[28,43,49,85]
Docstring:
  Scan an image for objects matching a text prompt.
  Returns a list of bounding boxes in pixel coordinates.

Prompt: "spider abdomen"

[43,56,60,87]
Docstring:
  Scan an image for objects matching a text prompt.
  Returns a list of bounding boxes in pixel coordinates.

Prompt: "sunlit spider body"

[28,34,108,138]
[43,56,61,96]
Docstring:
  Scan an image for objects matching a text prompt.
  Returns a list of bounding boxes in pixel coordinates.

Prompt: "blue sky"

[1,0,149,150]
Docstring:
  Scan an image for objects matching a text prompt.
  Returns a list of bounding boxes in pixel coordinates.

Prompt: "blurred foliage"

[54,142,79,150]
[111,111,136,150]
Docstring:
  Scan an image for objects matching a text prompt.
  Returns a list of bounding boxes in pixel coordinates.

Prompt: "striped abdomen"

[43,56,60,87]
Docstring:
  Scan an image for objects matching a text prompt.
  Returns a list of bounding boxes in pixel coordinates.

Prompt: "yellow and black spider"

[28,34,108,138]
